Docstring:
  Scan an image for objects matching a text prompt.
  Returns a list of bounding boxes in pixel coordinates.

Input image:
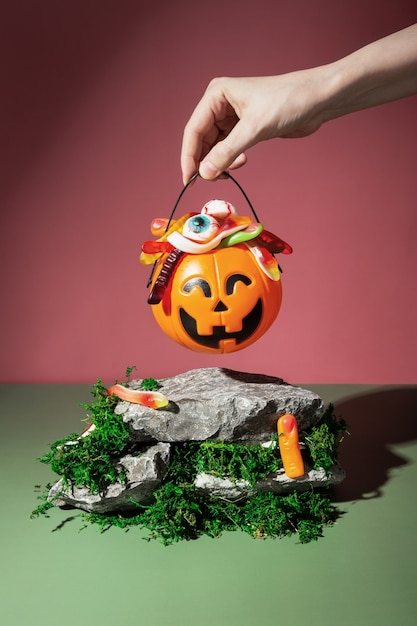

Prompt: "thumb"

[199,121,255,180]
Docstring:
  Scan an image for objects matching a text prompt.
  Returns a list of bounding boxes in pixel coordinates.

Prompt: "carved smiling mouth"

[179,299,263,349]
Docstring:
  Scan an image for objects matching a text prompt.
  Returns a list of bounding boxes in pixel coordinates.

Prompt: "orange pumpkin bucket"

[140,173,292,354]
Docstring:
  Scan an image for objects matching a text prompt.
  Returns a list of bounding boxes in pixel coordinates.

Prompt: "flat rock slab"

[194,462,346,500]
[47,368,345,516]
[48,443,171,514]
[257,462,346,494]
[117,367,324,444]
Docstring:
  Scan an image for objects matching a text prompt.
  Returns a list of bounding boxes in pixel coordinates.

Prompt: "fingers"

[198,119,255,180]
[180,131,204,185]
[181,77,260,183]
[182,143,247,184]
[181,153,247,185]
[198,148,247,179]
[181,153,199,185]
[181,86,222,184]
[228,152,248,170]
[181,77,246,184]
[181,118,254,184]
[181,71,331,183]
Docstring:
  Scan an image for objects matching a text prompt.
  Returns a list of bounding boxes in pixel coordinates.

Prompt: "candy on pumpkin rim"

[140,199,292,305]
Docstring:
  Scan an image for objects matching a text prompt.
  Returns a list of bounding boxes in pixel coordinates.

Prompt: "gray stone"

[48,442,171,514]
[256,462,346,494]
[47,368,345,515]
[194,472,254,501]
[194,462,346,500]
[118,367,324,444]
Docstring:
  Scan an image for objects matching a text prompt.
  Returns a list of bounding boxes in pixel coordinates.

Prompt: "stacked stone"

[48,368,345,514]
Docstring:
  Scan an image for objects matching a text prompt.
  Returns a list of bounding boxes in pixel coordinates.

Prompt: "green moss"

[242,491,339,542]
[37,379,130,494]
[81,486,340,545]
[125,366,137,382]
[32,377,347,545]
[193,437,281,486]
[303,404,348,473]
[30,484,55,519]
[140,377,161,391]
[125,364,161,392]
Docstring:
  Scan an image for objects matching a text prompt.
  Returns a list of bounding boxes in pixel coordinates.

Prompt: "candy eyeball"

[202,199,237,220]
[182,214,220,242]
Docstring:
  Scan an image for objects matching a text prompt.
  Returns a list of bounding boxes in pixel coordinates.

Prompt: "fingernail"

[200,161,220,179]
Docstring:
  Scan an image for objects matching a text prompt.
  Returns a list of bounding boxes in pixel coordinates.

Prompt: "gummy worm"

[107,384,169,409]
[258,230,293,255]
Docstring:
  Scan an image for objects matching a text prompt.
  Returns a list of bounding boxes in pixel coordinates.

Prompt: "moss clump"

[36,379,130,495]
[32,377,347,545]
[81,486,340,546]
[304,404,348,473]
[140,377,161,391]
[194,437,281,486]
[241,490,339,543]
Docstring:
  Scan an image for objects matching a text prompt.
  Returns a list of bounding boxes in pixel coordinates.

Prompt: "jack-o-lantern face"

[150,245,282,354]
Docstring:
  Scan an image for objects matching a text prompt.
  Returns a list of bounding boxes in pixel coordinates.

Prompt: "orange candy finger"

[107,384,169,409]
[277,414,305,478]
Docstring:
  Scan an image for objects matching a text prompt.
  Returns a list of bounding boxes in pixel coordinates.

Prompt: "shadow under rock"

[330,386,417,502]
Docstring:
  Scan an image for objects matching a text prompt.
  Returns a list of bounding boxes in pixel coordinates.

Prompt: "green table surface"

[1,383,416,626]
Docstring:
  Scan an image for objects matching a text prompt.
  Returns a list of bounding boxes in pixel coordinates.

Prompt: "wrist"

[314,58,363,124]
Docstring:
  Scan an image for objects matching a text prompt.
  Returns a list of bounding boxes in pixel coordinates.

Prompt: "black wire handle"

[164,171,260,232]
[147,172,260,287]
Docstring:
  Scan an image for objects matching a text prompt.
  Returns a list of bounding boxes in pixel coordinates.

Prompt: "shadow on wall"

[331,386,417,502]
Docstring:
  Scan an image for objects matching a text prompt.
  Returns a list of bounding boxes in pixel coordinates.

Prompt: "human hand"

[180,72,327,184]
[181,24,417,184]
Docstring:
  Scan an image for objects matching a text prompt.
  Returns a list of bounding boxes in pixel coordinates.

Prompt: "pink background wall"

[1,0,416,384]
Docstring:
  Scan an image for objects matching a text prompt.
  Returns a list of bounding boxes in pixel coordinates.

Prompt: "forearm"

[180,24,417,182]
[320,23,417,123]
